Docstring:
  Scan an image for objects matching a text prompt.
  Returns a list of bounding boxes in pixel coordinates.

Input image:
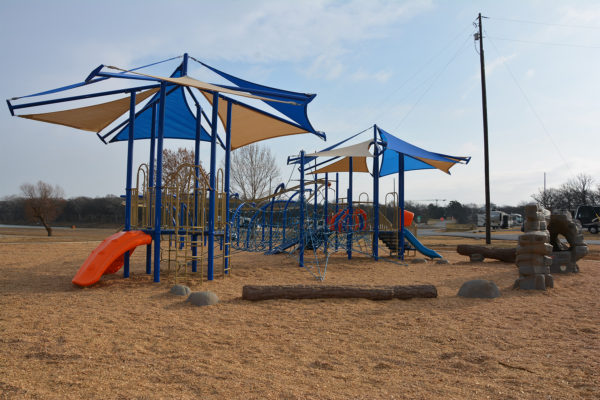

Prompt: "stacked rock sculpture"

[514,204,554,290]
[548,210,588,273]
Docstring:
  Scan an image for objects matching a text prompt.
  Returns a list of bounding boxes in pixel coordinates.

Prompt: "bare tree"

[230,143,280,201]
[532,173,598,210]
[531,187,562,210]
[561,173,595,207]
[162,148,207,192]
[20,181,65,236]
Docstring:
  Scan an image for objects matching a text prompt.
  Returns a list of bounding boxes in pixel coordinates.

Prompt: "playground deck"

[1,227,598,399]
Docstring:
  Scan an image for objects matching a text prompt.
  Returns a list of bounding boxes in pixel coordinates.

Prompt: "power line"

[484,32,573,175]
[490,16,600,30]
[363,24,475,124]
[392,34,472,131]
[487,35,600,49]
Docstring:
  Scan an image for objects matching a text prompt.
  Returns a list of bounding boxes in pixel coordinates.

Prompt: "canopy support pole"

[335,173,339,251]
[207,92,219,281]
[299,151,305,268]
[192,103,202,273]
[123,91,136,278]
[324,172,328,253]
[153,82,166,282]
[347,157,353,260]
[224,101,232,274]
[398,154,405,260]
[373,125,379,261]
[313,171,318,230]
[182,53,188,74]
[146,104,157,275]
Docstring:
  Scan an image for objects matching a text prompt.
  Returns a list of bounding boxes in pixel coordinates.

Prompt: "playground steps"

[378,231,415,256]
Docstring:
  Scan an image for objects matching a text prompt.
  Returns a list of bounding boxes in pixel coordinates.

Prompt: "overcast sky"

[1,0,599,207]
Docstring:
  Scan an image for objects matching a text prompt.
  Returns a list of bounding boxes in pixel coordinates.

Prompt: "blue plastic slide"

[403,228,442,259]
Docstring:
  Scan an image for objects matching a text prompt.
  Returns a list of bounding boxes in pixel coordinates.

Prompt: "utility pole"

[475,12,491,244]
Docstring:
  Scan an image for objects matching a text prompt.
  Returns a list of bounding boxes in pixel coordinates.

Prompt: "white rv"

[477,211,507,229]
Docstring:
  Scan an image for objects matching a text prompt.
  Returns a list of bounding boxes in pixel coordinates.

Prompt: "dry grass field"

[0,227,598,399]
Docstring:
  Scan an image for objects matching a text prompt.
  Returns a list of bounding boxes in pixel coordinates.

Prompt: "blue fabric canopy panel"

[109,85,210,143]
[378,127,470,176]
[197,60,320,135]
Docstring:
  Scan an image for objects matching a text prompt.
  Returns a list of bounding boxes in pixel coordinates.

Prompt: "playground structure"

[130,162,230,283]
[7,53,470,286]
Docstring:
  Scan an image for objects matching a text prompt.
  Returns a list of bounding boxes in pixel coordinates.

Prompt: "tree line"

[531,173,599,211]
[0,194,124,230]
[2,143,597,236]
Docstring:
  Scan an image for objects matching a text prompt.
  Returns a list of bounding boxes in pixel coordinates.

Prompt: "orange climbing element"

[72,230,152,287]
[329,208,369,232]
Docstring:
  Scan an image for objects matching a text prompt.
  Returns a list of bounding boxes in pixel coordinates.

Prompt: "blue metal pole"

[347,157,353,260]
[324,172,328,252]
[123,91,136,278]
[192,103,202,273]
[224,101,232,274]
[373,125,380,261]
[335,172,339,251]
[299,151,305,268]
[182,53,188,75]
[268,196,274,252]
[399,153,405,260]
[153,82,167,282]
[145,104,157,275]
[313,171,318,231]
[324,173,329,224]
[207,92,219,281]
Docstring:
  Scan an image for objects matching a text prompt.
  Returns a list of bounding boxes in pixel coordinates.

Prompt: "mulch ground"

[0,227,598,399]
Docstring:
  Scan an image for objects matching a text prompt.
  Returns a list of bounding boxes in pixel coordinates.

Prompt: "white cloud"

[350,68,393,83]
[304,49,348,80]
[485,54,517,76]
[559,4,600,25]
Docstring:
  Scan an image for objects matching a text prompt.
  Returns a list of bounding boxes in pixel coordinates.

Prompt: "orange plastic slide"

[72,230,152,287]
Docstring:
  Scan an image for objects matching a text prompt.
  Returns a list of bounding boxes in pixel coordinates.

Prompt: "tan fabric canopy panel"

[204,94,308,150]
[19,88,159,133]
[309,156,370,175]
[413,156,456,174]
[305,140,373,158]
[108,67,295,104]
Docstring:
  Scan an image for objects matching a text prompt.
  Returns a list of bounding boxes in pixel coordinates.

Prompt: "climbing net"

[230,194,372,280]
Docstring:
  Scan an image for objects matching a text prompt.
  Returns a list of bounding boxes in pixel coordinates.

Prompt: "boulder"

[458,280,500,298]
[187,291,219,306]
[169,285,191,296]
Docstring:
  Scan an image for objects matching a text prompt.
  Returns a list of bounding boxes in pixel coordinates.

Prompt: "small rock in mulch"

[469,253,484,262]
[187,291,219,306]
[458,280,500,298]
[435,259,449,264]
[410,258,427,264]
[169,285,191,296]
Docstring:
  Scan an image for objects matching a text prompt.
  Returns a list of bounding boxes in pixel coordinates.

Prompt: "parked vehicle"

[477,211,507,229]
[575,205,600,225]
[510,213,522,226]
[584,217,599,234]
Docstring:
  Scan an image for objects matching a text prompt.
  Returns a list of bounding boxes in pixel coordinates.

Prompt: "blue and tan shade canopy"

[299,127,469,176]
[8,57,324,149]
